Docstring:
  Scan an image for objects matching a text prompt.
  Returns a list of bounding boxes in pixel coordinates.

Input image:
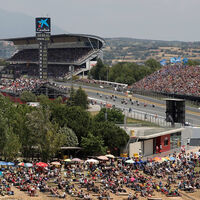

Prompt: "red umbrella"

[18,162,25,166]
[36,162,48,167]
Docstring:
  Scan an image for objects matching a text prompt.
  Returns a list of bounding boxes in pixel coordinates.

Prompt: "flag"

[160,59,166,66]
[170,57,176,64]
[176,57,181,63]
[182,58,188,64]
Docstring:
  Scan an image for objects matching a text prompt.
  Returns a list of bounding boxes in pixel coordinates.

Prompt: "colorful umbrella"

[24,163,33,167]
[130,177,135,182]
[7,162,14,166]
[153,157,161,162]
[64,159,71,162]
[97,156,109,161]
[71,158,83,162]
[85,159,99,164]
[51,161,61,166]
[0,161,7,166]
[18,162,25,166]
[170,157,176,161]
[165,157,170,160]
[105,154,115,159]
[161,158,167,162]
[125,159,135,164]
[36,162,48,167]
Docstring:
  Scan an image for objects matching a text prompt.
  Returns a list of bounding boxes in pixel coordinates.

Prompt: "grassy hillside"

[104,38,200,64]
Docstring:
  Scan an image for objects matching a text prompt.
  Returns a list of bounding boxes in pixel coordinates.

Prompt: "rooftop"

[118,124,184,140]
[0,34,105,47]
[138,127,184,139]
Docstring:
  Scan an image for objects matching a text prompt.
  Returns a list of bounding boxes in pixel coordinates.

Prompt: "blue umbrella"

[7,162,14,166]
[135,161,140,164]
[170,157,176,161]
[0,161,7,165]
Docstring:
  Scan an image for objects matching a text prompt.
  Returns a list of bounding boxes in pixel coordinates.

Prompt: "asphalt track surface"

[54,81,200,126]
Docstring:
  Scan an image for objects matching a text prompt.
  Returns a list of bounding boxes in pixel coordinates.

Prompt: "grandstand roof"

[1,34,105,48]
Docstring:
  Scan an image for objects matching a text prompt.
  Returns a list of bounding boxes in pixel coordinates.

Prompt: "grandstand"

[132,64,200,101]
[1,34,105,79]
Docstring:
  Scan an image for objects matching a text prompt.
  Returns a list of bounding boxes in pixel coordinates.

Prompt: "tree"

[3,128,21,161]
[92,121,129,155]
[26,108,66,161]
[74,87,88,109]
[94,108,124,124]
[58,126,78,147]
[66,86,76,106]
[89,59,108,80]
[0,113,10,154]
[0,91,131,160]
[64,106,92,142]
[81,132,106,156]
[145,58,161,71]
[12,104,35,158]
[109,62,153,85]
[51,103,68,127]
[37,94,51,108]
[67,86,89,109]
[20,91,37,103]
[0,59,7,66]
[0,95,20,155]
[187,59,200,66]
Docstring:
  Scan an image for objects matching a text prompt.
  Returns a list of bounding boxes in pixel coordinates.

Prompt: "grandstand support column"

[107,66,109,81]
[69,65,74,87]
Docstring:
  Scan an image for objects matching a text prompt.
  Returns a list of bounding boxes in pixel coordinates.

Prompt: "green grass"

[126,117,160,127]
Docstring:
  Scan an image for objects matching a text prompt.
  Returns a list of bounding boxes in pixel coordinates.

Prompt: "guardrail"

[89,97,171,127]
[123,109,171,127]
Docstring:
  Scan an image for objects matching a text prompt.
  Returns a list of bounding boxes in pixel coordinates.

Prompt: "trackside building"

[119,125,185,157]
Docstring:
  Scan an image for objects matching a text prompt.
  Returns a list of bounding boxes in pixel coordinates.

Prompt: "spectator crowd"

[0,78,67,94]
[0,149,200,199]
[132,64,200,97]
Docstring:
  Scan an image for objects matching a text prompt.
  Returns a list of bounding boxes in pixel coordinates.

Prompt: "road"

[54,81,200,126]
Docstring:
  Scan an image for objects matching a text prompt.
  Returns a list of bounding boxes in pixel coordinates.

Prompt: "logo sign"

[36,33,50,41]
[35,18,51,32]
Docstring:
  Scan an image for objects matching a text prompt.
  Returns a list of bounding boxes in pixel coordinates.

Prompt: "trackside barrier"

[89,97,172,127]
[123,109,171,127]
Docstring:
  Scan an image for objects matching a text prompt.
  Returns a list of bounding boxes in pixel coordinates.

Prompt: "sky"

[0,0,200,41]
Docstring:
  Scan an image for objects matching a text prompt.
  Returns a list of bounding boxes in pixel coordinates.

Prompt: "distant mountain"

[0,9,65,39]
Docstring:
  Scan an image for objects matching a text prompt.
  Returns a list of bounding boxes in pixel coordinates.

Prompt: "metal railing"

[89,96,172,127]
[123,109,171,127]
